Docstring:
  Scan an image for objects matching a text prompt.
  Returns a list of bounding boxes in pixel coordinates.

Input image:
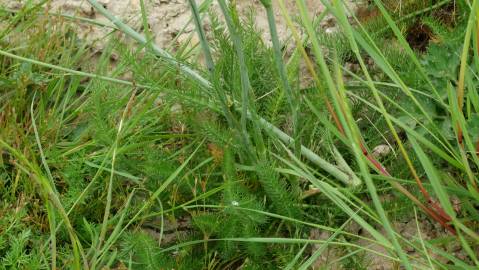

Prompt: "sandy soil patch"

[1,0,362,51]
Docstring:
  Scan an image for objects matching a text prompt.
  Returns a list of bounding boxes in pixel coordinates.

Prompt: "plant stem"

[263,2,300,157]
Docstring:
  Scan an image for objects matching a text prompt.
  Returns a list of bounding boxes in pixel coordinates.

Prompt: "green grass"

[0,0,478,269]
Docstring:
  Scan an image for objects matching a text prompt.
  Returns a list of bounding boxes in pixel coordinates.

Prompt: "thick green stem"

[217,0,257,150]
[263,3,300,157]
[187,0,215,72]
[256,114,360,186]
[186,0,242,141]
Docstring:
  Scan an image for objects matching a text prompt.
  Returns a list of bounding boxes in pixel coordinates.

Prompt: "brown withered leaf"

[207,143,224,164]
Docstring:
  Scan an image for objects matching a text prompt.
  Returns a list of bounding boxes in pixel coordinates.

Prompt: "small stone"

[372,144,391,159]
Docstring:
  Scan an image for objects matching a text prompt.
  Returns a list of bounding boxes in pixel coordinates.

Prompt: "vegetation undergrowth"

[0,0,478,269]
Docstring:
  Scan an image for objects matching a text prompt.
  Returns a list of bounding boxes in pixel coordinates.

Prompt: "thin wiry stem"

[187,0,214,72]
[92,89,137,269]
[30,92,57,270]
[456,0,479,145]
